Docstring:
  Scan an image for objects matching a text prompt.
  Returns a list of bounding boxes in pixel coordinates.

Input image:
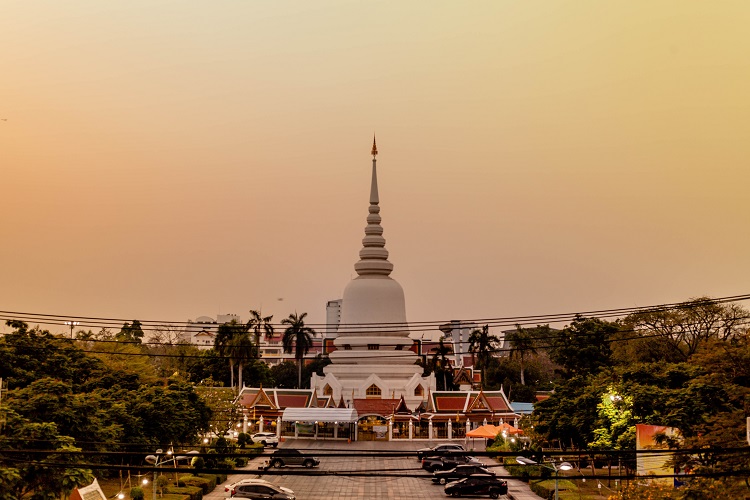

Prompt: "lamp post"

[64,321,79,339]
[145,449,173,500]
[516,456,573,500]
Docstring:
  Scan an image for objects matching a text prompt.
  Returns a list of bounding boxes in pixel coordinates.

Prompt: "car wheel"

[303,459,315,468]
[272,443,278,448]
[272,459,283,468]
[439,478,447,485]
[489,489,499,499]
[451,492,461,498]
[261,440,267,446]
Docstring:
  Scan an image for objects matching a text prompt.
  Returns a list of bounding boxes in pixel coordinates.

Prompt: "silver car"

[228,480,295,499]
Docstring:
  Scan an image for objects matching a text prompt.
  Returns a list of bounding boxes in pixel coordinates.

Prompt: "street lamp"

[516,456,573,500]
[145,449,174,500]
[64,321,79,339]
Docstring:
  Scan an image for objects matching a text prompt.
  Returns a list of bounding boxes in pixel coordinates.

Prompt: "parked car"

[444,476,508,498]
[268,448,320,468]
[251,432,279,447]
[417,443,465,460]
[225,479,296,499]
[422,455,482,473]
[433,465,496,485]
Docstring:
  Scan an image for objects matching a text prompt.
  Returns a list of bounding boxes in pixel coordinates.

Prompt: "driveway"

[204,439,515,500]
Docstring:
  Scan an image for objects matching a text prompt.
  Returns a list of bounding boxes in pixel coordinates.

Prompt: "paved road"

[205,439,533,500]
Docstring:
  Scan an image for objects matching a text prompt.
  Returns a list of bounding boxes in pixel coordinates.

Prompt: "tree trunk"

[229,359,235,391]
[238,362,244,390]
[297,359,302,389]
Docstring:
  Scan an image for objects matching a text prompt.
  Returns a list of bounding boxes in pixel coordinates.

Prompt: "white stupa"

[311,138,436,408]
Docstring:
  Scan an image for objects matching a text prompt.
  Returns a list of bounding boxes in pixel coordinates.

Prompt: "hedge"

[177,475,213,494]
[200,472,227,485]
[163,485,202,500]
[528,478,578,500]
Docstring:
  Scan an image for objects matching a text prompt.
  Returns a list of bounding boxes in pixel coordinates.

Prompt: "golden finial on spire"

[371,134,378,157]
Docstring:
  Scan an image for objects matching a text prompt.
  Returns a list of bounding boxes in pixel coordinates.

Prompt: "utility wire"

[2,293,748,332]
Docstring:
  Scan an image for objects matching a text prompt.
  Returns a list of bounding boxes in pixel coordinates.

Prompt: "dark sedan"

[267,449,320,468]
[444,476,508,498]
[422,455,483,473]
[433,465,496,485]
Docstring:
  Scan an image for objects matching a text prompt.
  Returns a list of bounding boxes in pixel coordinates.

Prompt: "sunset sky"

[2,1,749,334]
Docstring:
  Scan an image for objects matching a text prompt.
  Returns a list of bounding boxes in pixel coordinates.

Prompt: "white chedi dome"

[338,275,409,338]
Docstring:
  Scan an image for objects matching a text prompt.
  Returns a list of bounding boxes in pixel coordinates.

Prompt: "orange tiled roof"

[353,398,401,417]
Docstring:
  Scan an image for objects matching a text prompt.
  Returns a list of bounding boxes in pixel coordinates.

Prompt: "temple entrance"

[357,415,389,441]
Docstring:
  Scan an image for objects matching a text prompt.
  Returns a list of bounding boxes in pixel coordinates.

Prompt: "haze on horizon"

[1,1,748,334]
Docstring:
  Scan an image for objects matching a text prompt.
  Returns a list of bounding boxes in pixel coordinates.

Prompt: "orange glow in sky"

[1,2,749,330]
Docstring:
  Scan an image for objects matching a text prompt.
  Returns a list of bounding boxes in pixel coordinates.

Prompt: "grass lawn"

[549,466,630,500]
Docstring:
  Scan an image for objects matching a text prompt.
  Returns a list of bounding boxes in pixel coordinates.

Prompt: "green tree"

[303,354,332,389]
[281,312,316,388]
[230,332,255,390]
[214,320,250,390]
[429,338,453,391]
[468,325,500,389]
[270,361,298,389]
[116,320,145,344]
[247,309,275,359]
[549,316,618,377]
[506,325,545,385]
[623,296,747,361]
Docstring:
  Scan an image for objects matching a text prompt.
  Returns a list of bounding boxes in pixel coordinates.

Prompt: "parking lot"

[205,439,511,500]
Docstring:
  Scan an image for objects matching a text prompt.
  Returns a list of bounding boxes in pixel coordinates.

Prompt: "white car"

[225,479,295,499]
[251,432,279,447]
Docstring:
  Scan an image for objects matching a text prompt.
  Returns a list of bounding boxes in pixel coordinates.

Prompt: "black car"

[268,449,320,468]
[422,455,483,473]
[444,476,508,498]
[417,443,466,460]
[433,465,495,485]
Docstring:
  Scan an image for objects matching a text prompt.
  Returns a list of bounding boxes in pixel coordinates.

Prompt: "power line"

[2,293,748,332]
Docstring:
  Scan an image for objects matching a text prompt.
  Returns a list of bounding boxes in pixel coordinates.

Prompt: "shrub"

[194,473,216,491]
[214,436,228,454]
[237,432,249,448]
[177,475,211,494]
[246,442,264,455]
[204,449,217,468]
[164,485,202,500]
[219,458,236,470]
[234,456,247,467]
[191,456,205,469]
[130,486,145,500]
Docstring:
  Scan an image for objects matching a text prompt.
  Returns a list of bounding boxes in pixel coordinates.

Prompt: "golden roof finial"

[371,134,378,157]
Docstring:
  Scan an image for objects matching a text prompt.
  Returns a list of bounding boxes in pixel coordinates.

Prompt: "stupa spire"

[353,137,393,277]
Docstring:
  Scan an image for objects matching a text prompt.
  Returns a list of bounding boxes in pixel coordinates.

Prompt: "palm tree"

[468,324,500,389]
[430,337,453,390]
[230,332,255,390]
[247,309,275,359]
[281,312,316,388]
[214,320,251,391]
[507,325,542,385]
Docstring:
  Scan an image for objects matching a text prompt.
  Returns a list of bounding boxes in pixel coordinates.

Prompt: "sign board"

[636,424,680,486]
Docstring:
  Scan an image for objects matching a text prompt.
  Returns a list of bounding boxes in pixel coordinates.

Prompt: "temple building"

[311,138,436,409]
[235,140,519,440]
